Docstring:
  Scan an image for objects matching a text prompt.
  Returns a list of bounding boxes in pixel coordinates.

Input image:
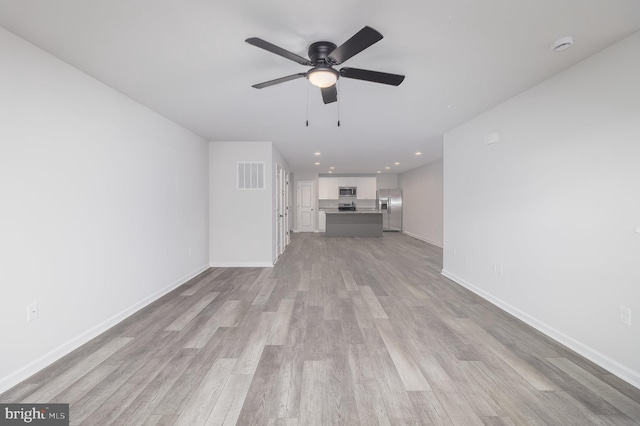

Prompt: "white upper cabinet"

[336,177,357,187]
[319,176,376,200]
[345,177,357,186]
[357,177,377,199]
[319,177,339,200]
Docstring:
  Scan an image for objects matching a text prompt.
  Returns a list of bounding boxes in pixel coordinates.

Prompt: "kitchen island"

[324,210,383,237]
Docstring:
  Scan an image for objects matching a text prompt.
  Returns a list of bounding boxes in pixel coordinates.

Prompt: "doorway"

[276,164,289,262]
[296,180,315,232]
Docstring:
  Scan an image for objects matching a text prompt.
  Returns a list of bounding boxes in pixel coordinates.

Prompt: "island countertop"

[324,209,383,237]
[323,209,382,214]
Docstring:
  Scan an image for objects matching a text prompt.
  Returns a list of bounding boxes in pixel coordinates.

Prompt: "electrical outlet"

[188,247,192,255]
[620,306,632,326]
[498,264,504,275]
[27,302,38,322]
[453,249,457,257]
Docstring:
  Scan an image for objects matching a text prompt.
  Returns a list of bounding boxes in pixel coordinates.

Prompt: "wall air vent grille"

[237,161,265,190]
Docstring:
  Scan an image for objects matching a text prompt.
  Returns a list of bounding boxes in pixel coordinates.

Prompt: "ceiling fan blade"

[252,73,306,89]
[321,85,338,104]
[245,37,312,65]
[327,26,383,65]
[340,67,405,86]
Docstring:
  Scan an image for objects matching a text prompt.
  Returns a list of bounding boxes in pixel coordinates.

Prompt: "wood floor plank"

[237,345,284,424]
[174,358,237,426]
[361,328,418,420]
[205,373,254,426]
[374,319,431,392]
[3,233,639,426]
[108,350,197,425]
[360,286,389,319]
[267,299,296,345]
[180,268,225,296]
[548,357,640,420]
[445,317,557,391]
[341,269,359,292]
[184,299,245,348]
[434,391,485,426]
[350,291,375,329]
[299,360,326,426]
[232,311,277,375]
[52,363,119,405]
[253,278,279,306]
[407,391,453,426]
[272,332,304,419]
[23,336,133,403]
[298,270,311,291]
[347,344,392,426]
[164,291,219,331]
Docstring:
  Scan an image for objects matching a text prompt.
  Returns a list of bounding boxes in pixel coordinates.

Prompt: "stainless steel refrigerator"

[377,189,402,231]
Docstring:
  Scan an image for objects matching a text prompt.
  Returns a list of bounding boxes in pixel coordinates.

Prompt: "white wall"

[398,159,443,247]
[377,173,398,189]
[209,142,273,266]
[443,32,640,388]
[0,27,210,393]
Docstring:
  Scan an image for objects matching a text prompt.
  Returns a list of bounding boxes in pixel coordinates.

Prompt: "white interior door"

[285,173,290,244]
[276,164,283,258]
[297,181,315,232]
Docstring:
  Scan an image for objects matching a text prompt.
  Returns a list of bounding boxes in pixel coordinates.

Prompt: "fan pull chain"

[306,83,309,127]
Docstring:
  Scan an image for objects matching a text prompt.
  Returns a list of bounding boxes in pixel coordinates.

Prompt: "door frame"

[275,163,289,263]
[296,180,316,232]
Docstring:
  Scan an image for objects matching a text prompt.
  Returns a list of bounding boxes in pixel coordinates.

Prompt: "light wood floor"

[2,233,640,425]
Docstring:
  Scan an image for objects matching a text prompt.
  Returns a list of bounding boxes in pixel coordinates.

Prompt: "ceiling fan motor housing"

[246,26,405,104]
[308,42,337,64]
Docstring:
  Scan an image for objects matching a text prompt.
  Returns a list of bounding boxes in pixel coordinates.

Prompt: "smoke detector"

[552,36,574,52]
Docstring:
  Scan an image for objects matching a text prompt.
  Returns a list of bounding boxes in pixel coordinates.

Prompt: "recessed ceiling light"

[329,166,335,170]
[394,162,400,165]
[315,162,320,165]
[377,171,381,173]
[328,170,333,174]
[314,152,321,156]
[415,152,422,156]
[552,36,574,52]
[385,166,390,170]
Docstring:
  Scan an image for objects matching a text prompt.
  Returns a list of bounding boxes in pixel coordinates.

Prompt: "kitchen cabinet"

[318,210,326,231]
[319,176,375,200]
[357,177,377,199]
[319,177,339,200]
[336,177,357,187]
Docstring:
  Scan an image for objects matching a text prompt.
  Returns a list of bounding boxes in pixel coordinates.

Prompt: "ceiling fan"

[245,26,405,104]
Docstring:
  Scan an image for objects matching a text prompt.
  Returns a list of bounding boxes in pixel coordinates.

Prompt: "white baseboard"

[209,261,273,268]
[441,269,640,390]
[402,231,443,248]
[0,264,210,395]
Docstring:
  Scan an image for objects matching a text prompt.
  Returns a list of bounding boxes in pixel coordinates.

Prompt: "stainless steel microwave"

[339,187,357,197]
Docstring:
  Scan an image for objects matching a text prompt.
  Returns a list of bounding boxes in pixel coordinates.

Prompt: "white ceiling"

[1,1,639,174]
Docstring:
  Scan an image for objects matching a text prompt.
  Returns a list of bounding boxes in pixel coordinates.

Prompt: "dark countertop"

[323,209,382,214]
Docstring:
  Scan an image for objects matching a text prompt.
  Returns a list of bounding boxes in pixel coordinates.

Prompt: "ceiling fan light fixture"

[307,67,338,88]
